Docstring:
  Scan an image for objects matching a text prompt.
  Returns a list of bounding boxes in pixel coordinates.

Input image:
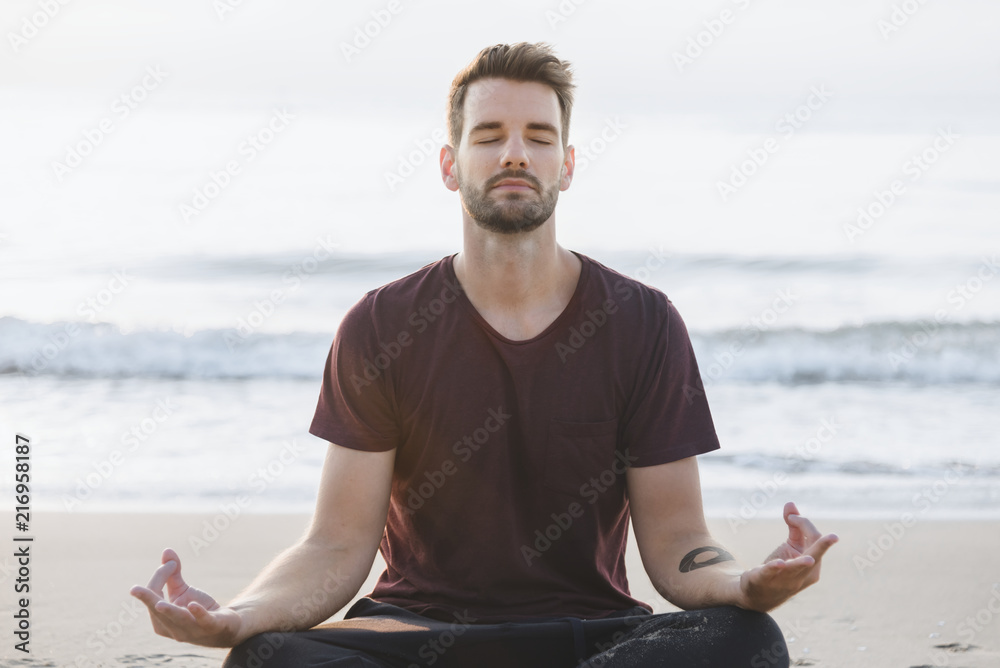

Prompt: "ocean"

[2,101,999,522]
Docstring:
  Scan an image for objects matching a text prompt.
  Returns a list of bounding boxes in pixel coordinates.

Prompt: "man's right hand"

[130,547,245,648]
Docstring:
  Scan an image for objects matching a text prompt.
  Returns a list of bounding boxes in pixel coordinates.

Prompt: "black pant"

[223,598,788,668]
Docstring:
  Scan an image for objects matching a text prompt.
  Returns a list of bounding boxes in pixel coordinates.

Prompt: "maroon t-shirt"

[309,251,720,622]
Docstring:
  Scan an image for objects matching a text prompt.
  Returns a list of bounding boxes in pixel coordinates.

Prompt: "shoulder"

[346,255,458,327]
[575,251,678,327]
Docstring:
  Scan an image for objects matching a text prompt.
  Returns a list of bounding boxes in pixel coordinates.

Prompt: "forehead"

[462,78,562,133]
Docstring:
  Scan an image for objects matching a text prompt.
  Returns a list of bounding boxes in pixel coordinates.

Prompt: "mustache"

[487,171,541,190]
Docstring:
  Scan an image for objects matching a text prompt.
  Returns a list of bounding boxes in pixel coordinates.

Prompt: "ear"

[441,144,460,192]
[559,144,575,192]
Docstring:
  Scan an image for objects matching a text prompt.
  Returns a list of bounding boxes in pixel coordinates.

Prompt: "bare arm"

[627,455,837,613]
[226,441,394,638]
[131,442,395,647]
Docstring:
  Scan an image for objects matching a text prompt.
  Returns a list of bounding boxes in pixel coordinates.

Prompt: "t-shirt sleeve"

[309,293,401,452]
[621,298,720,467]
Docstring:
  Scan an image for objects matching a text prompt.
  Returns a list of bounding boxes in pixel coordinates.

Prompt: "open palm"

[130,547,244,647]
[739,502,838,612]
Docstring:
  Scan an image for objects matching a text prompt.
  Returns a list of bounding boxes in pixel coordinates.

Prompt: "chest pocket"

[543,418,620,496]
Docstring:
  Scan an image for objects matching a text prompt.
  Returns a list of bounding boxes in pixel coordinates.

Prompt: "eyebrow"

[468,121,559,135]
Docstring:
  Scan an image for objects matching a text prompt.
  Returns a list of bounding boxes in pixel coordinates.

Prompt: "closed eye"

[476,138,554,145]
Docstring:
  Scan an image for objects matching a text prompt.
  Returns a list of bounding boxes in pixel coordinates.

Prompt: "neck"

[454,216,578,314]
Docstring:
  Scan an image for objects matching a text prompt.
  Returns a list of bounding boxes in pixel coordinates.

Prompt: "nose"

[500,136,528,169]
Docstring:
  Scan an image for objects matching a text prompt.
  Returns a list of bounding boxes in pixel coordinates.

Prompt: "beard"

[458,169,560,235]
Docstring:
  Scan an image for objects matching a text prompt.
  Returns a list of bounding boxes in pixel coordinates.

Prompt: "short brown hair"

[447,42,575,149]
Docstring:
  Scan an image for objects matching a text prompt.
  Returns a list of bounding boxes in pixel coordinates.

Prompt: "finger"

[131,585,173,636]
[160,548,190,597]
[777,554,816,571]
[188,602,222,631]
[130,585,162,607]
[163,556,191,599]
[754,555,816,590]
[786,512,822,542]
[145,560,178,596]
[131,584,172,629]
[781,502,811,552]
[757,558,788,578]
[805,533,839,561]
[154,599,199,627]
[763,552,817,574]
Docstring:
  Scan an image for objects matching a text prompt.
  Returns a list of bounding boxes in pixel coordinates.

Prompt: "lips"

[493,178,534,190]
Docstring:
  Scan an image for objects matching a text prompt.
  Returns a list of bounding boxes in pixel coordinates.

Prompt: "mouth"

[492,179,535,192]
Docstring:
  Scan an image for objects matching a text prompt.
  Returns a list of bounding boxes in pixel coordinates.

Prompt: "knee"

[588,606,789,668]
[721,607,788,668]
[222,631,297,668]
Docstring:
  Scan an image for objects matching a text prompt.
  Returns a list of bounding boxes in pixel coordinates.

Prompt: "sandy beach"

[2,512,997,668]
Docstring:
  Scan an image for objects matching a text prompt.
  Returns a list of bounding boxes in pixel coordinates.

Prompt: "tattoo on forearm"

[678,546,735,572]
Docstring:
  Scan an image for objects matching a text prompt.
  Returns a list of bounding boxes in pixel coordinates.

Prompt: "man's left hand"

[737,501,838,612]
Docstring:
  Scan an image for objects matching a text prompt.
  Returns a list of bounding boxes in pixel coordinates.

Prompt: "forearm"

[645,533,747,611]
[225,536,373,643]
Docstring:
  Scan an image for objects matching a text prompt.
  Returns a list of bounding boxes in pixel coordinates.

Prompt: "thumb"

[782,501,800,524]
[161,548,189,598]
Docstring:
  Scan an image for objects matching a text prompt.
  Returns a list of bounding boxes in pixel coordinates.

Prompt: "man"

[132,42,837,667]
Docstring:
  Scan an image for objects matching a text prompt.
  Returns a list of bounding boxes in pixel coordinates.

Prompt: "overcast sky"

[2,0,998,131]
